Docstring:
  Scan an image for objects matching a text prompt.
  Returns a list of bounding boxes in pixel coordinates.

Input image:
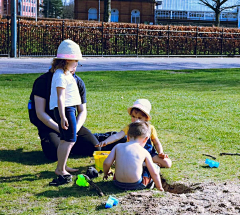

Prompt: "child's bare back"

[114,141,150,183]
[103,121,164,191]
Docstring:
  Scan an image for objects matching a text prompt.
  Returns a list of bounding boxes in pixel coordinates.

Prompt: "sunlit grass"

[0,68,240,214]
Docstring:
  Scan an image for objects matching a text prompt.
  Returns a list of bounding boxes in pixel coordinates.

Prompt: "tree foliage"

[199,0,240,26]
[62,0,74,19]
[42,0,63,18]
[104,0,111,22]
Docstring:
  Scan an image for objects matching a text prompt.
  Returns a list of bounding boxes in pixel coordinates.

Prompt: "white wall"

[157,0,239,12]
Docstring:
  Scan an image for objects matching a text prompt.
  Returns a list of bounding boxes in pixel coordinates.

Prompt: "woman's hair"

[50,59,68,74]
[128,121,151,139]
[130,108,148,119]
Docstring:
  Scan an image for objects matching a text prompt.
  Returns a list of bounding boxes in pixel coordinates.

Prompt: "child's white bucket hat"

[55,39,84,61]
[127,99,152,120]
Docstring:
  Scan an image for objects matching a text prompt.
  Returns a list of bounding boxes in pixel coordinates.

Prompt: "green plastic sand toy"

[76,174,89,187]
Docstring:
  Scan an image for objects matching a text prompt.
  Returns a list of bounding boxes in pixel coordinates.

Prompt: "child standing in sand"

[49,39,83,178]
[103,121,164,191]
[97,99,172,168]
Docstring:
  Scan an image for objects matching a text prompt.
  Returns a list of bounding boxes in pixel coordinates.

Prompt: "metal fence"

[1,18,240,57]
[0,18,10,57]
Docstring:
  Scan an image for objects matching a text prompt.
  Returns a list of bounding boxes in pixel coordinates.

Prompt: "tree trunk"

[215,10,220,27]
[104,0,111,22]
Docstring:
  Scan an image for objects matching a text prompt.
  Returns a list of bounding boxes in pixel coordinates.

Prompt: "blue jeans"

[54,106,77,142]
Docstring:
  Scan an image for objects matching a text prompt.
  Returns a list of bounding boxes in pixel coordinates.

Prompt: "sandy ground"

[119,180,240,214]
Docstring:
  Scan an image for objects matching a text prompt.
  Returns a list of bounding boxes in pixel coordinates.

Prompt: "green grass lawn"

[0,68,240,214]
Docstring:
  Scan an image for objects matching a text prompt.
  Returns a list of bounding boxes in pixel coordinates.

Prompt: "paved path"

[0,57,240,74]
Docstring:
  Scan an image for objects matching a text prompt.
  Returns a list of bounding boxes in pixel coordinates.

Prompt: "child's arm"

[103,147,116,179]
[95,130,125,147]
[152,137,163,153]
[152,137,169,158]
[145,153,164,191]
[57,87,68,130]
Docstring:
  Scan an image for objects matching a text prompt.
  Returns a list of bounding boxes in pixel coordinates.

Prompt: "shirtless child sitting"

[103,121,164,191]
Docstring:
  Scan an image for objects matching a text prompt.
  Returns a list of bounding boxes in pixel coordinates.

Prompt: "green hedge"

[1,18,240,56]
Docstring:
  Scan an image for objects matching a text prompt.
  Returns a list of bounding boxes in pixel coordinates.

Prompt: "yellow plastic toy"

[93,151,111,172]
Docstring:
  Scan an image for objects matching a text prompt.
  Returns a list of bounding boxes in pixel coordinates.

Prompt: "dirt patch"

[119,180,240,214]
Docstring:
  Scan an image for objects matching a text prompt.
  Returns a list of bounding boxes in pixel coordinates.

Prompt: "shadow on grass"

[0,148,90,166]
[36,164,126,198]
[0,164,91,184]
[95,203,107,211]
[0,148,53,165]
[37,179,126,198]
[0,148,100,166]
[0,171,54,183]
[201,165,218,168]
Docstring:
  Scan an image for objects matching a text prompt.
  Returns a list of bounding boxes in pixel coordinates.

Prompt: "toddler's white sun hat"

[127,99,152,120]
[55,39,84,61]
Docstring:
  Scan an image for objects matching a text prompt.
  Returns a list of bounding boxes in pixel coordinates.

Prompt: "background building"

[2,0,10,16]
[0,0,3,16]
[20,0,37,17]
[0,0,42,18]
[0,0,2,17]
[74,0,156,24]
[155,0,239,27]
